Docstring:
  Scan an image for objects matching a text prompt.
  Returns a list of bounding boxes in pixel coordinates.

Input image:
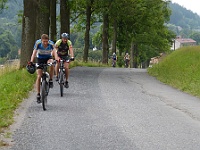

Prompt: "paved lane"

[6,67,200,150]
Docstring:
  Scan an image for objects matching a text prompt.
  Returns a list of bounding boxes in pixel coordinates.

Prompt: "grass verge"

[70,60,109,68]
[0,69,35,133]
[148,46,200,97]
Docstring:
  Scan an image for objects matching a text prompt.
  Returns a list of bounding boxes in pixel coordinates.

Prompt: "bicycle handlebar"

[56,57,74,63]
[35,61,56,67]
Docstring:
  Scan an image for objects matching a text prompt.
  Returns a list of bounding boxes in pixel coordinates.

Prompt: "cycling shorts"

[58,55,70,63]
[36,57,52,69]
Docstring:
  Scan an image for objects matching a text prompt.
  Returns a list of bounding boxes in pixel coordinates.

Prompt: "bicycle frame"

[58,59,65,84]
[57,58,70,97]
[35,62,54,110]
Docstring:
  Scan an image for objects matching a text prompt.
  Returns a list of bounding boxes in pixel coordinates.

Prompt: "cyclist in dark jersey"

[54,33,74,88]
[112,52,117,67]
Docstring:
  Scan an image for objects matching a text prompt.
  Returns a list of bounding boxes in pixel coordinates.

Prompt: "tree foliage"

[3,0,198,68]
[169,2,200,29]
[0,28,17,59]
[0,0,7,13]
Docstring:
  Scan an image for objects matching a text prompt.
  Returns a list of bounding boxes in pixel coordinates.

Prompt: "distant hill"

[168,2,200,30]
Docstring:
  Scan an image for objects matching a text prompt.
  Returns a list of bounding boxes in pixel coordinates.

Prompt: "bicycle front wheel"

[41,80,47,111]
[59,71,64,97]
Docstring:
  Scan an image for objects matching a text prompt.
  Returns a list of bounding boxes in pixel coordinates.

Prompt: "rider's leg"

[47,59,54,80]
[64,62,70,88]
[55,62,60,81]
[64,62,70,81]
[55,62,60,77]
[36,69,42,94]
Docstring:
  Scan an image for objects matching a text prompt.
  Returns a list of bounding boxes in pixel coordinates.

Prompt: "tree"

[60,0,70,34]
[114,0,173,68]
[0,30,15,58]
[102,12,109,64]
[98,0,113,64]
[111,20,117,54]
[35,0,50,39]
[20,0,37,67]
[50,0,57,42]
[0,0,7,13]
[83,0,94,62]
[190,32,200,45]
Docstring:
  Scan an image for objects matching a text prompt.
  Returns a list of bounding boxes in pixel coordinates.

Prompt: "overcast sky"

[171,0,200,15]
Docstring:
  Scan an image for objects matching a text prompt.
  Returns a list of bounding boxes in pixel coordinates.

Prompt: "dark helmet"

[61,33,69,39]
[26,63,36,74]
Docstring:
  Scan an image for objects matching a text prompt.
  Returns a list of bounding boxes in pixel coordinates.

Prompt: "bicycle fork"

[41,72,50,95]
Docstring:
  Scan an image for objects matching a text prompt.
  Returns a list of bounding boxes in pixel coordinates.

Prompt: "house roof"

[176,38,196,43]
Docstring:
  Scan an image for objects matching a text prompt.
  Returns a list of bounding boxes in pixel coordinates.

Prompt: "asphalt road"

[5,67,200,150]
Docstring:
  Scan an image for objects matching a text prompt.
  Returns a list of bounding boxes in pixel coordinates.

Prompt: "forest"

[0,0,200,67]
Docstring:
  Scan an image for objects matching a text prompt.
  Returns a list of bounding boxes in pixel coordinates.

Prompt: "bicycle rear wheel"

[41,80,47,111]
[59,71,64,97]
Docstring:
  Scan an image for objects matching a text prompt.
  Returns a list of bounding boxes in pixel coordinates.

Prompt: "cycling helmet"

[26,63,36,74]
[113,52,116,55]
[61,33,69,39]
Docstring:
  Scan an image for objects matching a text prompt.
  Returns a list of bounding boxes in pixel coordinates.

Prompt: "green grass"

[148,46,200,97]
[0,68,35,133]
[70,60,109,68]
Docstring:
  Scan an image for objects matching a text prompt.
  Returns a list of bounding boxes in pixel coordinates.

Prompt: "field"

[148,46,200,97]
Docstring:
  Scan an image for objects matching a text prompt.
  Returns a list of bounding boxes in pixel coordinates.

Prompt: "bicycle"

[36,62,55,111]
[112,59,116,67]
[124,59,129,68]
[57,57,72,97]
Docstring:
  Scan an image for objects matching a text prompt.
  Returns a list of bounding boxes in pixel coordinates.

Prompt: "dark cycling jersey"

[55,39,72,56]
[113,55,117,60]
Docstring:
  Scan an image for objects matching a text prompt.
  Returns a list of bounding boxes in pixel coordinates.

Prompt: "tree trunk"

[35,0,40,40]
[60,0,70,34]
[130,42,134,68]
[83,0,93,62]
[50,0,57,42]
[112,20,117,54]
[36,0,50,38]
[102,13,109,64]
[20,0,37,68]
[133,44,138,68]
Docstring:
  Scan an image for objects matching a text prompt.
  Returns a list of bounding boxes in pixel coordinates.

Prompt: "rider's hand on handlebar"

[70,57,75,61]
[28,61,34,66]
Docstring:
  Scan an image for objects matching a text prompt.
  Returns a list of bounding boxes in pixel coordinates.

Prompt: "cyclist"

[112,52,117,67]
[124,52,130,68]
[29,34,55,103]
[54,33,74,88]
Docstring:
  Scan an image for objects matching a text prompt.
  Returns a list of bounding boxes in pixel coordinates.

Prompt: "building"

[171,36,196,50]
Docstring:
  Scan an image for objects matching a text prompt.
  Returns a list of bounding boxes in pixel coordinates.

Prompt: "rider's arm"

[53,41,60,61]
[53,47,60,61]
[69,44,74,58]
[30,49,37,62]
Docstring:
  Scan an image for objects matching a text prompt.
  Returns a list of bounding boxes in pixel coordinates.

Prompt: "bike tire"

[125,61,128,68]
[41,80,47,111]
[46,82,49,96]
[59,71,64,97]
